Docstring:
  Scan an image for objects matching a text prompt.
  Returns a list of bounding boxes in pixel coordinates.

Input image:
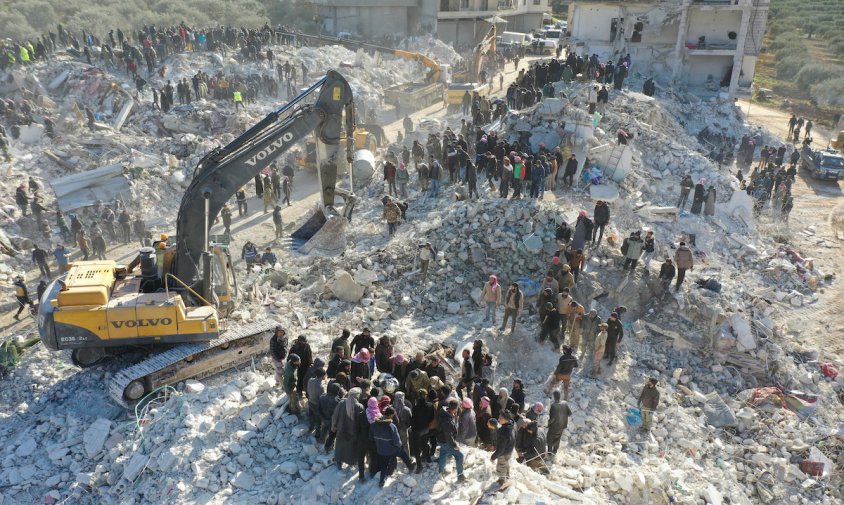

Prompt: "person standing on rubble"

[587,85,598,115]
[704,186,717,216]
[269,205,283,239]
[658,257,675,292]
[31,245,51,279]
[235,187,248,216]
[15,184,29,216]
[284,353,302,415]
[677,175,694,210]
[77,230,90,261]
[673,241,694,290]
[547,346,577,399]
[383,197,401,236]
[603,312,623,366]
[562,154,578,189]
[622,231,644,272]
[592,323,608,376]
[500,282,524,334]
[480,275,502,325]
[490,410,516,486]
[428,155,442,199]
[118,209,131,243]
[132,217,147,247]
[418,242,434,282]
[592,200,610,246]
[220,205,233,236]
[637,378,660,431]
[232,89,243,112]
[690,178,706,214]
[546,391,571,455]
[241,240,258,272]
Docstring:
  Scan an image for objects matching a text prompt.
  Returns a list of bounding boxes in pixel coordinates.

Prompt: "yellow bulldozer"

[38,71,357,405]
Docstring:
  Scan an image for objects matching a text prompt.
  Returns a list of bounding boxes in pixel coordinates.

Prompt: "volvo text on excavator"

[37,70,356,406]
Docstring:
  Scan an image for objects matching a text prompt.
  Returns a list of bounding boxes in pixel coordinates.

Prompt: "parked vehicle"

[800,146,844,181]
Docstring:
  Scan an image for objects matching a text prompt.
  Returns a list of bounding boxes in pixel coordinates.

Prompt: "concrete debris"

[1,24,842,505]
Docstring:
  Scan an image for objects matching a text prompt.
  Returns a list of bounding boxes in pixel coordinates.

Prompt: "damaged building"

[567,0,770,97]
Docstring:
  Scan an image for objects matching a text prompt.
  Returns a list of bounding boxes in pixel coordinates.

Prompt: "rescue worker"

[221,205,232,236]
[242,241,258,272]
[233,89,243,111]
[13,276,34,320]
[235,187,248,216]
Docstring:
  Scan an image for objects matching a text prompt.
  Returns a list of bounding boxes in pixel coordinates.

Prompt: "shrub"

[795,63,844,89]
[810,77,844,107]
[775,55,807,80]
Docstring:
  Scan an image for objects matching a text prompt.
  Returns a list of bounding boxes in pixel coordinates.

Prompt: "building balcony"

[438,0,548,17]
[685,41,738,56]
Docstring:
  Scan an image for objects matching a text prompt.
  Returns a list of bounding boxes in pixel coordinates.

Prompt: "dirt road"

[737,99,844,356]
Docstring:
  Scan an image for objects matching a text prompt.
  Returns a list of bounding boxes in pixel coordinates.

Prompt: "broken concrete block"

[730,314,756,352]
[18,124,44,144]
[326,270,365,303]
[83,418,112,458]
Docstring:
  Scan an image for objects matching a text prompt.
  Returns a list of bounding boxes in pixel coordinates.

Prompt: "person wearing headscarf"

[457,397,477,445]
[332,387,363,472]
[391,353,410,385]
[572,210,594,250]
[350,349,372,386]
[476,396,494,448]
[366,396,382,424]
[480,274,502,325]
[392,391,413,454]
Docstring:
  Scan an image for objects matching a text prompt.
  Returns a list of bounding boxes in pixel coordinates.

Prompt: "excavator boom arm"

[175,70,354,282]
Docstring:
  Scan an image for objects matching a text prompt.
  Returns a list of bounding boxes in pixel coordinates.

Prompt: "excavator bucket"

[292,209,348,256]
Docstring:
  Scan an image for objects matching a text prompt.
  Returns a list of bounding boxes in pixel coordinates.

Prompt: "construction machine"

[37,70,356,405]
[451,26,496,84]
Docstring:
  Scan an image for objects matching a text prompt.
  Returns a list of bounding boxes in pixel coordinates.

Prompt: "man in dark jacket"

[31,244,51,279]
[331,329,352,361]
[269,326,288,387]
[562,154,578,188]
[456,348,474,399]
[604,313,623,364]
[471,339,487,379]
[425,355,446,382]
[490,411,516,484]
[371,406,415,486]
[319,382,343,450]
[658,257,676,291]
[515,421,548,473]
[326,347,345,379]
[306,368,326,438]
[436,399,466,482]
[350,328,375,356]
[547,346,578,400]
[289,335,313,393]
[592,200,610,245]
[546,390,571,454]
[638,378,660,430]
[410,390,435,471]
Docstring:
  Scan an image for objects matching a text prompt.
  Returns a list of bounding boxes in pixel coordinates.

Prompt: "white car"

[533,39,558,55]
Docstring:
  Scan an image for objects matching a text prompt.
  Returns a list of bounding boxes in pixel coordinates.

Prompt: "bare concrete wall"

[687,10,742,47]
[686,54,733,86]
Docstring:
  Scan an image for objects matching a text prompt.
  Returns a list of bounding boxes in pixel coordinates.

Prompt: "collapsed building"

[1,23,843,505]
[567,0,770,97]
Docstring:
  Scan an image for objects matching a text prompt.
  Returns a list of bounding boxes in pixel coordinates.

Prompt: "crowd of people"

[266,323,648,487]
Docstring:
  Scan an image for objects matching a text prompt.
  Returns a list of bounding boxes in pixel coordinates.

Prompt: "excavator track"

[109,320,277,408]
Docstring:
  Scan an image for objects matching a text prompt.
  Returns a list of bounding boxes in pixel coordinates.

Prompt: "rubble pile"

[1,35,844,505]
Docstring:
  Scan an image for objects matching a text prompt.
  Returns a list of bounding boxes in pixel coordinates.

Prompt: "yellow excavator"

[38,70,357,405]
